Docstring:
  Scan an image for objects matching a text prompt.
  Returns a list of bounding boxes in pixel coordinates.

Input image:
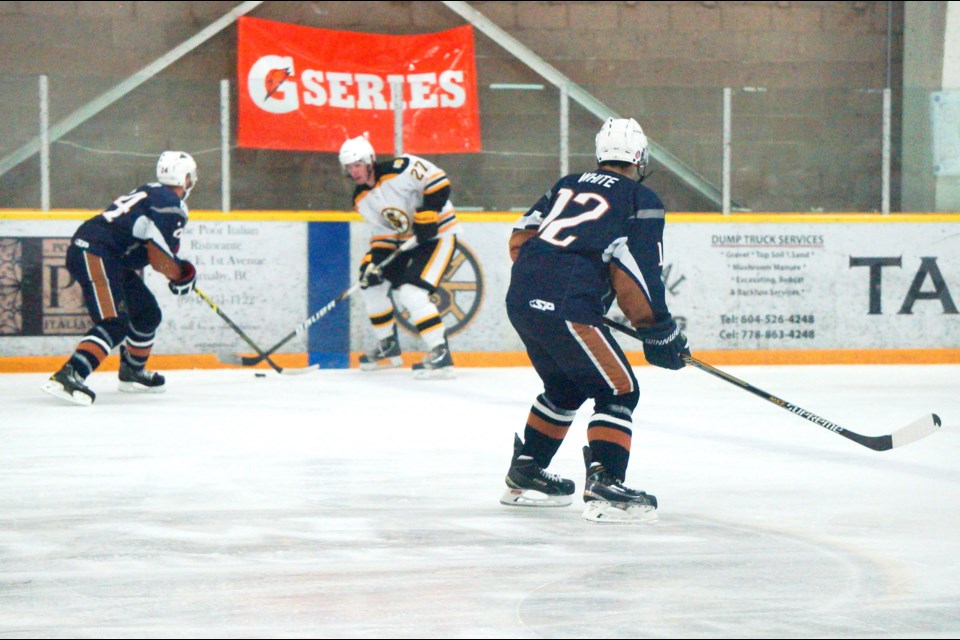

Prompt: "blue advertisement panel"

[307,221,350,367]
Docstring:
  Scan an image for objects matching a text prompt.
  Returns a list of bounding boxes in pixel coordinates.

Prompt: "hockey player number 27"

[537,188,609,248]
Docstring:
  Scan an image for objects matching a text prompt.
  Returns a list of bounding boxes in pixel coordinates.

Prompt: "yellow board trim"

[4,209,960,223]
[667,212,960,223]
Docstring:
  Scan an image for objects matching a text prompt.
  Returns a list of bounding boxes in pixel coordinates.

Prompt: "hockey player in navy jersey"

[338,135,459,379]
[41,151,199,405]
[501,118,690,523]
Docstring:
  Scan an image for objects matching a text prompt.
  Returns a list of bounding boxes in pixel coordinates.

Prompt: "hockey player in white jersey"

[339,135,459,379]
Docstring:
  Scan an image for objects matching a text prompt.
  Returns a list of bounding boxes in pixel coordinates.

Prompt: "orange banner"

[237,17,481,154]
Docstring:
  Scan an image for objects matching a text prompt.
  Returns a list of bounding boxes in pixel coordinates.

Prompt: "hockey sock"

[586,416,633,480]
[69,322,120,378]
[122,323,156,370]
[522,393,577,467]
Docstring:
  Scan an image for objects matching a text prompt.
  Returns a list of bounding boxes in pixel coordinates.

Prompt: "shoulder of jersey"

[377,157,410,177]
[568,172,665,211]
[142,183,187,211]
[634,182,664,209]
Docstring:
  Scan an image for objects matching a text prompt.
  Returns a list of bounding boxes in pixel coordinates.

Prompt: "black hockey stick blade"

[602,317,942,452]
[215,351,246,366]
[219,280,362,367]
[215,350,318,375]
[223,237,419,367]
[195,286,316,376]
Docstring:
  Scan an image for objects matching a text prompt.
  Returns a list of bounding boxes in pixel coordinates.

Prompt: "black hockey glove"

[413,209,439,245]
[168,259,197,296]
[635,317,690,370]
[359,262,384,289]
[358,250,389,289]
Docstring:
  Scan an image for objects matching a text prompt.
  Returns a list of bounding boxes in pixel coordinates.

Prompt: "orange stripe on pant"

[570,322,633,394]
[84,252,117,319]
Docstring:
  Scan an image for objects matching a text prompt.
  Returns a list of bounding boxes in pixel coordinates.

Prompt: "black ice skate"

[412,339,454,380]
[41,363,96,406]
[119,356,166,393]
[359,327,403,371]
[581,446,658,524]
[500,433,575,507]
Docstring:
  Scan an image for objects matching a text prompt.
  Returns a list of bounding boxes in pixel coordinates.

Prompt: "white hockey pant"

[360,282,446,349]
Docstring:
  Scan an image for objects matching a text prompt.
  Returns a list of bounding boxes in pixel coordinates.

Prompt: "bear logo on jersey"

[381,207,410,233]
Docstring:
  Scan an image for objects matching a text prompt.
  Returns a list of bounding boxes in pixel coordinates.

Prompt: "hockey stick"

[218,237,418,367]
[602,317,941,451]
[194,286,318,376]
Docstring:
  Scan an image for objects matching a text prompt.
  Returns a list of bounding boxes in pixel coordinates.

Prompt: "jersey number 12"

[537,188,610,248]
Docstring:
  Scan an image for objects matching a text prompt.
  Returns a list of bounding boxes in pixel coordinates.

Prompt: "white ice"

[2,363,959,638]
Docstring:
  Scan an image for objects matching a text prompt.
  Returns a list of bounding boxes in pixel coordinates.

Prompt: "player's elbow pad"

[413,210,439,244]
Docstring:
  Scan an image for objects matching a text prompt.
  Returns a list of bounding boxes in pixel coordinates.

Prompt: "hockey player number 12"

[537,188,610,248]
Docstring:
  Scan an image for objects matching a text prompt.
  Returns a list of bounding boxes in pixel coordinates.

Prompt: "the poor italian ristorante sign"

[237,17,481,154]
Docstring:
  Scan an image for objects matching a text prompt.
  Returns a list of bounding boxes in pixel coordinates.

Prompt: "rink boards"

[1,210,958,370]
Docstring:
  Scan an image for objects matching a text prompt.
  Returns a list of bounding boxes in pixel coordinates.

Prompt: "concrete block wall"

[0,1,899,213]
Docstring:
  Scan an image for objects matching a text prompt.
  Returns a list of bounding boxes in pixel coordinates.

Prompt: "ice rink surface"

[1,363,958,638]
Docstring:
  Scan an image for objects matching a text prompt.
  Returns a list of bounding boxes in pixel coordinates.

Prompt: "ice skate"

[581,446,657,524]
[359,328,403,371]
[412,339,454,380]
[41,364,96,406]
[119,355,166,393]
[500,434,575,507]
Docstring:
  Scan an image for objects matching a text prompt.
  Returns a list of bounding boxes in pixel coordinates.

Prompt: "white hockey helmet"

[595,117,649,174]
[156,151,198,199]
[338,135,375,169]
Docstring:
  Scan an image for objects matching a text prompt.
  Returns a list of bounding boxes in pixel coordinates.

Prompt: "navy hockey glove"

[635,317,690,370]
[413,209,439,245]
[168,259,197,296]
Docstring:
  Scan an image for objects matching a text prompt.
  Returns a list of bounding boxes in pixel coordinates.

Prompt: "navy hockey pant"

[64,245,162,376]
[507,304,640,479]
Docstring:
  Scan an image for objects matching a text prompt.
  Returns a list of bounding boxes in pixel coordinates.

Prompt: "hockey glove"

[359,262,384,289]
[635,317,690,370]
[413,209,439,245]
[358,251,388,289]
[168,259,197,296]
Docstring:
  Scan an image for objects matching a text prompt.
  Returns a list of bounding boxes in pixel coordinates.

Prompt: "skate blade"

[118,381,166,394]
[41,381,94,406]
[359,356,403,371]
[500,487,573,507]
[582,500,658,524]
[413,366,455,380]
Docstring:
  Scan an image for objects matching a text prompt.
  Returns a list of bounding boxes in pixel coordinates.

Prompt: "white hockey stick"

[603,317,942,451]
[196,287,318,376]
[218,237,417,368]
